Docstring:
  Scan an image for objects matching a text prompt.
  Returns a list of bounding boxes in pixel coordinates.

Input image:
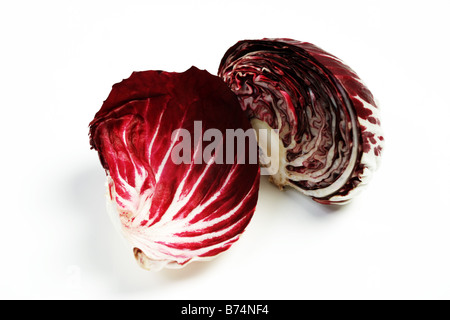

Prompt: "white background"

[1,0,449,300]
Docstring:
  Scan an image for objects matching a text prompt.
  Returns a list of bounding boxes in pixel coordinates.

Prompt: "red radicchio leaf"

[218,39,384,204]
[89,67,260,270]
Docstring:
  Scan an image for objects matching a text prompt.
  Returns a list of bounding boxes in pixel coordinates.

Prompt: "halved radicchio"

[89,67,260,270]
[218,39,384,204]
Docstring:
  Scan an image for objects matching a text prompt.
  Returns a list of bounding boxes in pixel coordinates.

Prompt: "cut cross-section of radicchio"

[89,67,260,270]
[219,38,384,204]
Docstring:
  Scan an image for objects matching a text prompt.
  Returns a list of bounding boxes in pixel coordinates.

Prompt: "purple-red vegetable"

[219,38,384,204]
[89,67,260,270]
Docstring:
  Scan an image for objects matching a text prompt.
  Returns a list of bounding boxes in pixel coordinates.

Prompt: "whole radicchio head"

[89,67,260,270]
[219,39,384,204]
